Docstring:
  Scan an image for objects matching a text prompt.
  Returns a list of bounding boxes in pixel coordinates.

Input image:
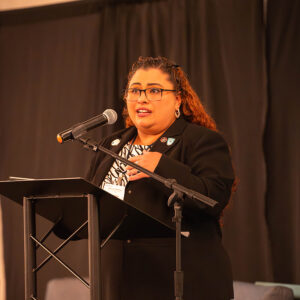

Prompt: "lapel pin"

[167,137,175,146]
[160,137,167,143]
[111,139,120,146]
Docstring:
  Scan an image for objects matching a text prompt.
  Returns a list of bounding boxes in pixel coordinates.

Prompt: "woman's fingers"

[128,172,148,181]
[125,155,142,170]
[126,152,162,181]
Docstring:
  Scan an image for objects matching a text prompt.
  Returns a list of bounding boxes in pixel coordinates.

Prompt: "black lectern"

[0,177,176,300]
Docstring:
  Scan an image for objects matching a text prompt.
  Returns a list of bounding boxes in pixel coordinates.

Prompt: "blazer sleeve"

[154,129,235,217]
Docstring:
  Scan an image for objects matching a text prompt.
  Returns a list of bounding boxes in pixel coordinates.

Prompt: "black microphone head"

[103,109,118,125]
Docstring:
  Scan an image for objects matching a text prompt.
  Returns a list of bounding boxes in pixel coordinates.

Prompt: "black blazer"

[87,118,235,300]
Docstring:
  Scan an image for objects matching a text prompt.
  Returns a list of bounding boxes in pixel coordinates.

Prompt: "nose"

[137,90,148,103]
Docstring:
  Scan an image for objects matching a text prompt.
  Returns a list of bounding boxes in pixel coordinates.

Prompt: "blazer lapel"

[93,127,137,185]
[151,118,187,154]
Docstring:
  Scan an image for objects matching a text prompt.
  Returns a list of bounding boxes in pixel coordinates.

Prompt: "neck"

[134,130,163,145]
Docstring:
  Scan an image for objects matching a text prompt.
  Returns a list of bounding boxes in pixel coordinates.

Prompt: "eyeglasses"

[126,88,177,102]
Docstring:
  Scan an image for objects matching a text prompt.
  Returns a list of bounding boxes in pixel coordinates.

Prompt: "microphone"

[57,109,117,143]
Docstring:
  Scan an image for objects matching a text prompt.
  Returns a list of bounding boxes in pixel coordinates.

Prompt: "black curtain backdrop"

[0,0,299,299]
[265,0,300,284]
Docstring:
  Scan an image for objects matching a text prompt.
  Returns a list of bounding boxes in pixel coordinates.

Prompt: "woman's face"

[126,68,181,136]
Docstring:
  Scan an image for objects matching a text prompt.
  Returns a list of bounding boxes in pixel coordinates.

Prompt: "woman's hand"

[126,151,162,181]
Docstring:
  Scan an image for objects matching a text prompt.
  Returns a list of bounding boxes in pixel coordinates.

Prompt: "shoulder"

[98,126,136,146]
[180,121,234,180]
[182,121,228,146]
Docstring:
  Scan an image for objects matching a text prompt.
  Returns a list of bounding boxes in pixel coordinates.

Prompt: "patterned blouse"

[101,142,152,189]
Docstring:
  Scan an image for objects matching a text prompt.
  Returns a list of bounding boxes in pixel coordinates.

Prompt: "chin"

[134,118,153,129]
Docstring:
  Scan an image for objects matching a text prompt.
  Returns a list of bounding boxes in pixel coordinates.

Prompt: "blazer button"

[126,239,131,244]
[128,190,132,194]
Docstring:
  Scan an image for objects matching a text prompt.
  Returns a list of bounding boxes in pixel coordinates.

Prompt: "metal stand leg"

[168,189,184,300]
[174,202,183,300]
[88,194,101,300]
[23,197,36,300]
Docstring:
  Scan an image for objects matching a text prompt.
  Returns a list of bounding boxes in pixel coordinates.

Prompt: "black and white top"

[101,142,152,189]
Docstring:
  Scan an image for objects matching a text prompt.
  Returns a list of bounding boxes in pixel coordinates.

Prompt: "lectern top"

[0,177,176,239]
[0,177,100,204]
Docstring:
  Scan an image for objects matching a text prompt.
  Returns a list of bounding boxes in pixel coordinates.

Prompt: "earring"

[175,108,181,119]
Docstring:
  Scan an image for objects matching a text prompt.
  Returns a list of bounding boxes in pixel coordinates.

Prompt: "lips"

[136,107,152,117]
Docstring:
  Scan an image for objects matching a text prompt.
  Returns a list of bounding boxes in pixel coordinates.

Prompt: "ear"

[175,94,182,110]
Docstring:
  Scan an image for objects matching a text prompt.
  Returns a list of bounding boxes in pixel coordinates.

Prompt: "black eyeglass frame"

[125,88,177,102]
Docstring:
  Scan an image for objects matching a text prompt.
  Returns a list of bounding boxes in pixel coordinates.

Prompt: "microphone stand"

[76,136,217,300]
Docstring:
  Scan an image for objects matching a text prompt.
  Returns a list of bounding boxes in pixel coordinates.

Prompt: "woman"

[87,56,235,300]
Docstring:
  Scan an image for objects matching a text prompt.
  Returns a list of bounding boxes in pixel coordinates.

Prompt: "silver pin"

[111,138,121,146]
[167,137,175,146]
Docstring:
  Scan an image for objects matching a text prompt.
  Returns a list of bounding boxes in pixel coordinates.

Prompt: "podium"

[0,177,176,300]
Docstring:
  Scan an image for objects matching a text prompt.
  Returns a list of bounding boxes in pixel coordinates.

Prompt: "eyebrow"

[129,82,163,87]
